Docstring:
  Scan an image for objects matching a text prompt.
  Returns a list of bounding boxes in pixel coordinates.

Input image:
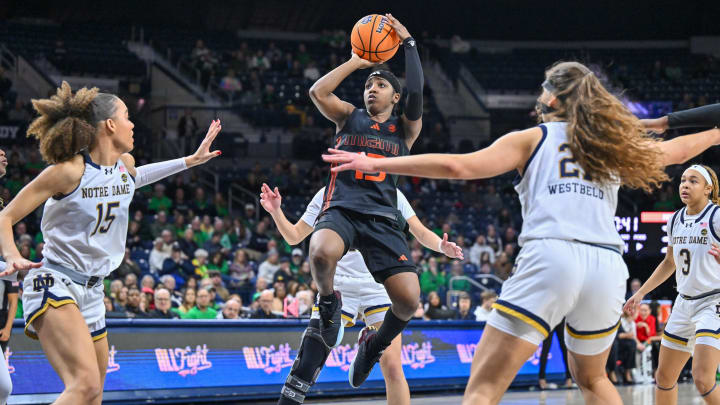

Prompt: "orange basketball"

[350,14,400,63]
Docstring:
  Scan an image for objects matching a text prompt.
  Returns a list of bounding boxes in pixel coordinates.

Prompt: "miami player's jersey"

[667,202,720,297]
[323,108,409,218]
[514,121,623,248]
[41,153,135,277]
[302,187,416,280]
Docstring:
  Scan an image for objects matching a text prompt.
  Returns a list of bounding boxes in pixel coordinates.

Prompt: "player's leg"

[34,305,102,405]
[461,324,540,405]
[93,336,109,404]
[692,343,720,403]
[654,344,691,405]
[0,341,11,405]
[363,305,409,405]
[310,209,355,348]
[566,347,621,405]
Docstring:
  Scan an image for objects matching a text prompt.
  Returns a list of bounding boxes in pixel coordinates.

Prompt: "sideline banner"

[7,320,566,403]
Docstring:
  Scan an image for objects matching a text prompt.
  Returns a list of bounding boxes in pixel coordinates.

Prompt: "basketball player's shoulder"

[503,126,546,156]
[36,154,84,194]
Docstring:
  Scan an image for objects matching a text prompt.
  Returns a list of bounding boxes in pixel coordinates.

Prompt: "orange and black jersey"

[323,108,410,218]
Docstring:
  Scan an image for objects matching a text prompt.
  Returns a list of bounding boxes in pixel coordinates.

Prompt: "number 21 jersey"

[667,203,720,297]
[41,153,135,278]
[323,108,409,218]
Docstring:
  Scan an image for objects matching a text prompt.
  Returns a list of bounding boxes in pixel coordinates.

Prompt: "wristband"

[438,239,443,252]
[403,37,416,48]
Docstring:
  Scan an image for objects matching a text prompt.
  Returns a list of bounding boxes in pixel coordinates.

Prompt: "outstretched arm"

[259,184,313,246]
[657,128,720,166]
[323,126,542,180]
[408,216,463,259]
[122,119,223,187]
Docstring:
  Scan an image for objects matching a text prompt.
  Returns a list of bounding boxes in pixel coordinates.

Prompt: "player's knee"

[68,374,102,402]
[691,367,716,395]
[379,355,405,382]
[654,367,677,388]
[394,293,419,319]
[571,369,602,391]
[309,246,337,274]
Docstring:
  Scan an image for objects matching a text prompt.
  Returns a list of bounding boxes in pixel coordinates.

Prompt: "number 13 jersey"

[323,108,409,218]
[667,202,720,297]
[41,153,135,278]
[514,122,623,249]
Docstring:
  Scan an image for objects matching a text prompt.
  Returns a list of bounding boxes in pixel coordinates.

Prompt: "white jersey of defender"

[667,202,720,297]
[300,187,416,280]
[514,122,623,248]
[42,153,135,278]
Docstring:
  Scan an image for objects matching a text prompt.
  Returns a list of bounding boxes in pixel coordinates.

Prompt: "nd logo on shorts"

[32,274,55,292]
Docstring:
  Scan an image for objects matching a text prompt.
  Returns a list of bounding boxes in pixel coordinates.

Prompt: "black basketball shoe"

[349,325,384,388]
[317,290,344,348]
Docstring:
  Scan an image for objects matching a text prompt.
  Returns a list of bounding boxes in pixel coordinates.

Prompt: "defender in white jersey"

[0,82,222,405]
[626,165,720,404]
[324,61,720,405]
[259,184,462,405]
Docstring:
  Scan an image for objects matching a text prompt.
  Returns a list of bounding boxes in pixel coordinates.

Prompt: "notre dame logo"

[702,229,708,236]
[121,173,128,183]
[32,274,55,292]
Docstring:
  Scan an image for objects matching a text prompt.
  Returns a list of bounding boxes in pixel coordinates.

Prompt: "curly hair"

[699,164,720,205]
[542,61,668,193]
[26,81,119,164]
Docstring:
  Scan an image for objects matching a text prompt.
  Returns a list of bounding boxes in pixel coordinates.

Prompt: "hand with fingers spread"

[187,119,223,167]
[260,183,282,214]
[709,242,720,264]
[384,13,411,41]
[322,148,377,173]
[440,233,464,259]
[0,254,42,279]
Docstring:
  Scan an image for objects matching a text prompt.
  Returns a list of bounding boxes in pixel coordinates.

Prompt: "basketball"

[351,14,400,63]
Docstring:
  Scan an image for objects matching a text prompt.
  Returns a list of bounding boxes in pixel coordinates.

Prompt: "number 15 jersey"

[41,153,135,278]
[323,108,410,218]
[667,202,720,297]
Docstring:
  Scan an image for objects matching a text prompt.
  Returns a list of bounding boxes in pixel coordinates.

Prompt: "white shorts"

[488,239,628,355]
[22,267,106,341]
[661,294,720,354]
[312,275,391,327]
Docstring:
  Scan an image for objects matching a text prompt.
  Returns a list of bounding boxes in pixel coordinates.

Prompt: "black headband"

[367,70,401,94]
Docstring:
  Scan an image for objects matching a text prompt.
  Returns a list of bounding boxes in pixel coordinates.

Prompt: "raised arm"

[385,14,424,148]
[259,184,313,246]
[121,119,222,187]
[309,53,374,128]
[323,126,542,180]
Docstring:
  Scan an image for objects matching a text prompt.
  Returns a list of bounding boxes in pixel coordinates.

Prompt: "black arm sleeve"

[403,37,423,121]
[667,103,720,129]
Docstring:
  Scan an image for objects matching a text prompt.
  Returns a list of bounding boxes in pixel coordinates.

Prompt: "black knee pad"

[279,320,332,404]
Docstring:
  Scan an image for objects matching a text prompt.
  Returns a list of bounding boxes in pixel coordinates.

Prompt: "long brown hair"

[700,164,720,205]
[26,81,119,164]
[542,61,668,192]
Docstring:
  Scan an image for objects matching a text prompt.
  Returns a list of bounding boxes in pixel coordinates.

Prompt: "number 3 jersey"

[667,202,720,297]
[323,108,410,218]
[41,153,135,278]
[514,122,623,248]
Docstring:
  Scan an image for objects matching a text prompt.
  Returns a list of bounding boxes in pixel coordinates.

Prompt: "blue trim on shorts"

[663,330,689,343]
[363,304,391,315]
[341,310,355,319]
[91,327,107,338]
[494,299,550,335]
[565,319,620,338]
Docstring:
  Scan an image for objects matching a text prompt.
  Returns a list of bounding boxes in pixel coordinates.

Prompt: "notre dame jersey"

[667,202,720,297]
[323,108,410,218]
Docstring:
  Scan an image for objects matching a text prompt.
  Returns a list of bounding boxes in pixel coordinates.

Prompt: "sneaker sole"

[348,347,360,388]
[329,322,345,349]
